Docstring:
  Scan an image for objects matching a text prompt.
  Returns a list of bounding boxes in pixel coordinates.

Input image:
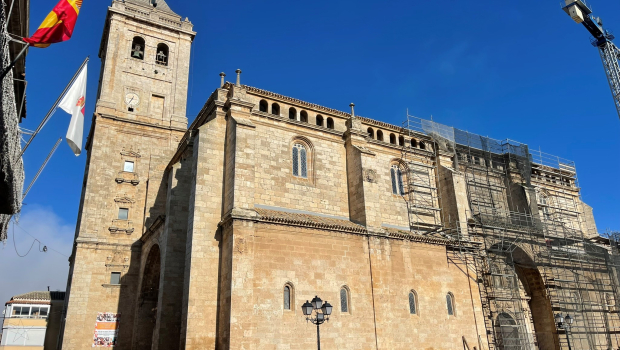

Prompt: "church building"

[58,1,620,350]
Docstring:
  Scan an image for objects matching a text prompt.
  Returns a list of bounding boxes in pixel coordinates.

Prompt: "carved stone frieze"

[363,168,377,183]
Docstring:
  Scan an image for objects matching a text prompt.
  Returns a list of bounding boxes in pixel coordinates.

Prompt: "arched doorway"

[134,245,161,350]
[486,245,559,350]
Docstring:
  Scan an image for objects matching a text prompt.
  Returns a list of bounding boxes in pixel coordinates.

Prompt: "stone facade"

[59,1,620,350]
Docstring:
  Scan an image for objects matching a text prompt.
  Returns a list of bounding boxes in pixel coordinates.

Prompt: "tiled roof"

[254,208,453,245]
[8,291,66,303]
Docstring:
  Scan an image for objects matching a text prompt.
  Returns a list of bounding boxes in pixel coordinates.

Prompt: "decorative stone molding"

[115,171,140,185]
[120,149,142,158]
[109,219,135,235]
[363,168,377,183]
[114,196,136,205]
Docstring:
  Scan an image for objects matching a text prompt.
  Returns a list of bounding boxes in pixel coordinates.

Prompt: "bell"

[132,46,143,59]
[156,51,166,62]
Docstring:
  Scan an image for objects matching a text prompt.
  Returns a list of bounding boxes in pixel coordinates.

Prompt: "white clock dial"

[125,93,140,107]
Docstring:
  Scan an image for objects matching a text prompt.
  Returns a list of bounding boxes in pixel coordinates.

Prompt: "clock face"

[125,93,140,107]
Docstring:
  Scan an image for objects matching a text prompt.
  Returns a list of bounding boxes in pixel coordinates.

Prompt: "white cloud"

[0,206,74,312]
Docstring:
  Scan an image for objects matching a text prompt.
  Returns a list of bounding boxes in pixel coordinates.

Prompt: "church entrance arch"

[486,244,559,350]
[134,244,161,350]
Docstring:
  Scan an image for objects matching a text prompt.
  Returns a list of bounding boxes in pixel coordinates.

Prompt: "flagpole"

[0,42,29,81]
[18,56,89,158]
[22,137,62,201]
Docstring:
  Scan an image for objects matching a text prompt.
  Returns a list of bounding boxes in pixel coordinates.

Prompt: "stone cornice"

[75,239,141,251]
[108,3,196,37]
[220,207,454,246]
[97,113,187,133]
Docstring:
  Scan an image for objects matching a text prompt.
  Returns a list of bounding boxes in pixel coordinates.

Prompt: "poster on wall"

[92,312,121,347]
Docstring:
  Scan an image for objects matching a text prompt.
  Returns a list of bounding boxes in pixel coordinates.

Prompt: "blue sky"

[3,0,620,302]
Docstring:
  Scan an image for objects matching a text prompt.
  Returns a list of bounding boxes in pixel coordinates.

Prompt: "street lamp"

[302,295,333,350]
[555,313,575,350]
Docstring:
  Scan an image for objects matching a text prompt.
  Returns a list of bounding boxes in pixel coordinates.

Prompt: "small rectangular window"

[118,208,129,220]
[39,306,49,318]
[124,161,134,172]
[110,272,121,285]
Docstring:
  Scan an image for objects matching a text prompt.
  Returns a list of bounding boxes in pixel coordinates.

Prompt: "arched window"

[367,127,374,139]
[419,141,426,150]
[326,117,334,129]
[377,130,384,141]
[272,103,280,116]
[390,164,405,195]
[130,36,145,60]
[289,107,297,120]
[300,110,308,123]
[284,284,293,310]
[316,115,324,126]
[398,135,405,146]
[410,138,417,148]
[389,133,396,144]
[292,143,307,178]
[496,313,520,349]
[446,293,455,316]
[408,291,417,315]
[340,287,350,313]
[155,43,169,66]
[259,100,268,113]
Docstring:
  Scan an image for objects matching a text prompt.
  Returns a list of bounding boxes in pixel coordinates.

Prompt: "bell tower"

[60,1,195,349]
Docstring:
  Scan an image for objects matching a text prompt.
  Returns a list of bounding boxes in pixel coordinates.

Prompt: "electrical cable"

[12,222,41,257]
[10,219,69,258]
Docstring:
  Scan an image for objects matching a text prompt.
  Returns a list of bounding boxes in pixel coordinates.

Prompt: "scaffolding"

[400,113,443,232]
[401,112,620,350]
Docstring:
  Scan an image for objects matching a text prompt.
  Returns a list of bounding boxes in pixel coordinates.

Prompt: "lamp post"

[555,313,574,350]
[301,296,333,350]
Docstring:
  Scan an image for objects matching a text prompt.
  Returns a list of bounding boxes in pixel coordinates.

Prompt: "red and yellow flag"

[23,0,83,48]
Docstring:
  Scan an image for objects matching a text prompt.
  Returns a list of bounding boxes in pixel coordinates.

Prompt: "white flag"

[58,64,87,156]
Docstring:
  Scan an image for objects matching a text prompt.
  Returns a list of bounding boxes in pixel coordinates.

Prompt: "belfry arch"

[133,244,161,350]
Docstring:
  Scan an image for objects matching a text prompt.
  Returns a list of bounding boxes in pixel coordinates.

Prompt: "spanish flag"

[24,0,83,48]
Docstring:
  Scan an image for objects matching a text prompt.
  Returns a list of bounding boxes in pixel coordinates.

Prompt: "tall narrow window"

[446,293,455,316]
[399,135,405,146]
[289,107,297,120]
[377,130,384,141]
[390,133,396,144]
[316,115,324,126]
[284,286,291,310]
[391,165,404,195]
[326,117,334,129]
[340,287,349,313]
[130,37,145,60]
[419,142,426,150]
[367,128,374,139]
[409,291,417,314]
[259,100,268,113]
[292,144,307,178]
[155,43,169,66]
[411,138,417,148]
[272,103,280,116]
[300,111,308,123]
